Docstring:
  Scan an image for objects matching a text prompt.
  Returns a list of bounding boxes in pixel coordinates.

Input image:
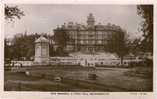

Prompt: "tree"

[107,29,129,65]
[11,33,35,60]
[5,33,55,60]
[5,5,24,21]
[4,39,10,61]
[137,5,153,53]
[4,5,25,61]
[129,38,141,56]
[53,28,70,56]
[4,38,18,61]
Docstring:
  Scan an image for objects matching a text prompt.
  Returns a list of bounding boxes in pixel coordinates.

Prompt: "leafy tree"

[4,39,11,61]
[4,32,55,60]
[5,5,24,21]
[12,33,35,60]
[4,5,25,62]
[53,28,70,56]
[137,5,153,53]
[128,38,141,55]
[107,30,129,65]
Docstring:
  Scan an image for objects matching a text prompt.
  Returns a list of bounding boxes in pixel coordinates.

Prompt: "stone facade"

[54,13,125,53]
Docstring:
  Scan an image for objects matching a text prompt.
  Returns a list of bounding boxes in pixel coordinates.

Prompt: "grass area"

[4,66,153,91]
[124,66,153,78]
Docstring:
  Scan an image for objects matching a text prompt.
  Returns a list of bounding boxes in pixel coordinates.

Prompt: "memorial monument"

[34,36,49,65]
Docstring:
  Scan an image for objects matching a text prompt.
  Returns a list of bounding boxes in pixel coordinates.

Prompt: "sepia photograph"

[4,4,153,92]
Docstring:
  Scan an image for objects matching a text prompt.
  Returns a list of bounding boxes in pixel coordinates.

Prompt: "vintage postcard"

[0,0,155,99]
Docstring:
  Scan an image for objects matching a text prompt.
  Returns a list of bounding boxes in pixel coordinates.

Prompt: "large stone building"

[54,13,125,53]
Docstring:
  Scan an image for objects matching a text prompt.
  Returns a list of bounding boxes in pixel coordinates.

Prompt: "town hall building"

[54,13,126,53]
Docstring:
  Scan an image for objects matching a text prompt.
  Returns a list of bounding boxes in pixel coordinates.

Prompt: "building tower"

[34,36,49,64]
[87,13,95,28]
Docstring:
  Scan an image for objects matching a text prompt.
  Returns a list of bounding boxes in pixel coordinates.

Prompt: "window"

[80,40,84,44]
[97,35,102,39]
[98,40,102,44]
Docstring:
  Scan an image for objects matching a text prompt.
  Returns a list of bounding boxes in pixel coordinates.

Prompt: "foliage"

[5,33,35,60]
[13,34,35,60]
[107,29,129,64]
[137,5,153,53]
[4,33,55,60]
[5,5,24,21]
[125,38,140,56]
[53,28,70,55]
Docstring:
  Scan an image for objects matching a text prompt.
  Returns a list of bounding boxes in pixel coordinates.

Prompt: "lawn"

[4,66,153,91]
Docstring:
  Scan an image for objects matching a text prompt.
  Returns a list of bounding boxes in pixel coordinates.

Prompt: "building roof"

[54,13,124,32]
[35,36,49,43]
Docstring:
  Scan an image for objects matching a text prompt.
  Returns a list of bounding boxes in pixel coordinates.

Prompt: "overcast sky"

[5,4,143,39]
